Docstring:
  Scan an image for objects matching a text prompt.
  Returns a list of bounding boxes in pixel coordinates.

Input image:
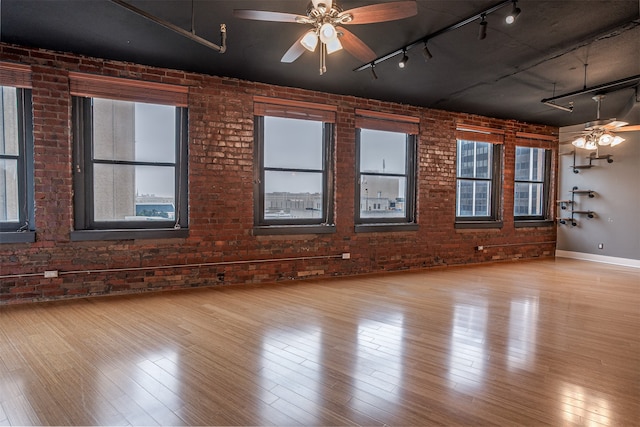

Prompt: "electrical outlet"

[342,252,351,259]
[477,245,484,251]
[44,270,59,278]
[598,243,604,249]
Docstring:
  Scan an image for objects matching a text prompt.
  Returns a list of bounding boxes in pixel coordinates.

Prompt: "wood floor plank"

[0,258,638,425]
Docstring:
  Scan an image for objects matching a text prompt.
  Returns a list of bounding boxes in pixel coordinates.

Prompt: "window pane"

[264,116,323,170]
[360,174,406,218]
[94,164,175,221]
[457,179,490,217]
[530,148,544,181]
[0,86,19,156]
[360,129,406,174]
[93,98,175,163]
[514,182,543,216]
[515,146,531,180]
[457,140,491,179]
[264,170,323,219]
[0,158,19,221]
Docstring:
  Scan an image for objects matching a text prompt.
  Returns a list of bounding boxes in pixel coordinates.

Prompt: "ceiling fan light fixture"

[571,137,586,148]
[325,37,343,54]
[301,30,319,52]
[584,138,598,150]
[598,132,614,146]
[505,1,521,24]
[319,23,338,44]
[611,136,625,147]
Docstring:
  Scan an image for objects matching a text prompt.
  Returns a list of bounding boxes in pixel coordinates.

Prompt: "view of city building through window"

[263,116,325,220]
[456,140,492,217]
[358,129,408,219]
[514,146,546,217]
[92,98,176,221]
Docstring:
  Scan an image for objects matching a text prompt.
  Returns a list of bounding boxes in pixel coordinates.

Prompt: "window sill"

[0,231,36,244]
[252,224,336,236]
[455,221,503,230]
[515,219,554,228]
[355,223,419,233]
[70,228,189,241]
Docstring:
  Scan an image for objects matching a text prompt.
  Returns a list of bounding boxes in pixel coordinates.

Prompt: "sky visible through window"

[133,102,175,198]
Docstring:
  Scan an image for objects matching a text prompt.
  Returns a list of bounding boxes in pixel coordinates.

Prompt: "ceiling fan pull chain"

[320,43,326,75]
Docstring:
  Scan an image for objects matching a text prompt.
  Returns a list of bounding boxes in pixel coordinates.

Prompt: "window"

[355,110,418,231]
[253,97,336,234]
[70,73,188,240]
[0,63,34,243]
[455,126,503,227]
[514,146,551,221]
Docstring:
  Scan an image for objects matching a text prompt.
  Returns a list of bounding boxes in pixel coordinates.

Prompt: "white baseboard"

[555,250,640,269]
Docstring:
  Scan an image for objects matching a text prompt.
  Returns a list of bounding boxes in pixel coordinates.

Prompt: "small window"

[70,74,188,240]
[253,97,335,233]
[455,127,503,227]
[0,84,34,242]
[514,146,551,220]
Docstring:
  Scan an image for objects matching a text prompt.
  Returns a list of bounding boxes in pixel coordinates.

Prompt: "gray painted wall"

[557,105,640,261]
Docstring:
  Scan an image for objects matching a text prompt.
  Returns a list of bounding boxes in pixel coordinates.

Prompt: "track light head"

[370,63,378,80]
[398,50,409,69]
[422,42,433,61]
[478,14,487,40]
[505,1,521,24]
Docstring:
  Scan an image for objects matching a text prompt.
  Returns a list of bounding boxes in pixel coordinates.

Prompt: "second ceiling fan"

[233,0,418,75]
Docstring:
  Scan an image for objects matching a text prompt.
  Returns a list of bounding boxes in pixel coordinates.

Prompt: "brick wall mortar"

[0,43,558,304]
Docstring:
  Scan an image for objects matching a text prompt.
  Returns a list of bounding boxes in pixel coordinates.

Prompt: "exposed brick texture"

[0,43,558,304]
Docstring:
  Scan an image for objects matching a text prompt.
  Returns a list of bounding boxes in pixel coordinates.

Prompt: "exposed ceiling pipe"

[540,74,640,104]
[109,0,227,53]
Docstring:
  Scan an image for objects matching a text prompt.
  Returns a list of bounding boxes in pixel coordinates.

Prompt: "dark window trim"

[355,223,419,233]
[0,87,34,235]
[455,140,503,223]
[355,129,417,227]
[455,221,504,229]
[514,148,552,222]
[252,224,336,236]
[70,228,188,241]
[72,97,189,236]
[514,220,554,228]
[0,231,35,243]
[254,115,335,228]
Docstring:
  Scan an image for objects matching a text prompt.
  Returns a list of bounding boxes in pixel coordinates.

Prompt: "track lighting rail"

[354,0,511,72]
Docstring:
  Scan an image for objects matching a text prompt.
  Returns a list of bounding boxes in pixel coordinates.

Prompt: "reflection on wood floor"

[1,258,639,425]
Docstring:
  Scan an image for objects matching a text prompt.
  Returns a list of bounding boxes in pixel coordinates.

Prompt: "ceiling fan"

[233,0,418,75]
[569,94,640,150]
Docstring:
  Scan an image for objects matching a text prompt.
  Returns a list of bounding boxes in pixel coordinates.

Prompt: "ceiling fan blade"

[336,26,376,63]
[602,120,629,130]
[233,9,303,23]
[281,33,308,63]
[341,1,417,25]
[613,125,640,132]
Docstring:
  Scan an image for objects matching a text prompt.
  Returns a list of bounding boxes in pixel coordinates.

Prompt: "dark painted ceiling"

[2,0,639,128]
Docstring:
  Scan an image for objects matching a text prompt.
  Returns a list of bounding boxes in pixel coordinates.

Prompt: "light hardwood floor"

[1,258,638,426]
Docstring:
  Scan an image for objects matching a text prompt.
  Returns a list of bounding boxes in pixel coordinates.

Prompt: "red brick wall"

[0,44,558,304]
